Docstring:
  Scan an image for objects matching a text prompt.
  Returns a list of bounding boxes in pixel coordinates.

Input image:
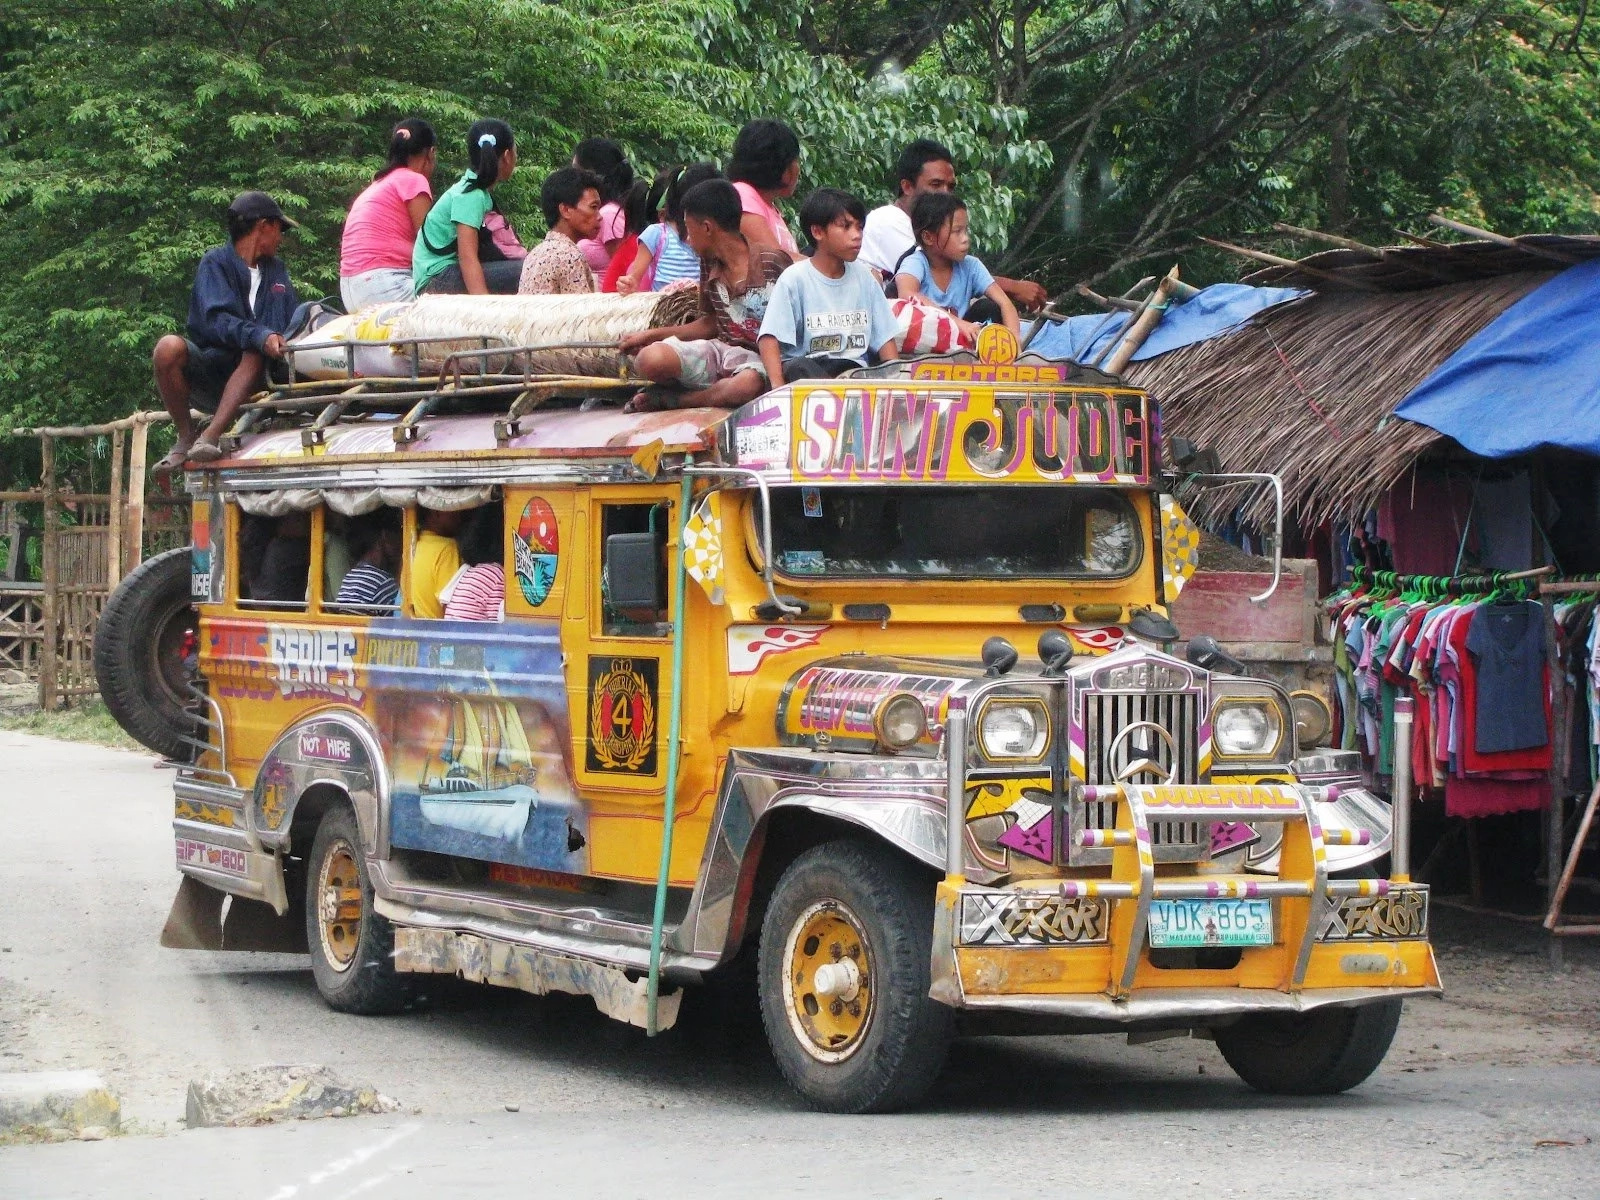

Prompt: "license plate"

[1147,898,1272,948]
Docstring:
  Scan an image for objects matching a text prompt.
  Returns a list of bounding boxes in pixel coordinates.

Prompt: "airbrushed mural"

[362,619,588,872]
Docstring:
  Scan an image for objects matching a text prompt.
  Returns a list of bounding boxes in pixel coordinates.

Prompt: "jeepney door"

[565,485,684,881]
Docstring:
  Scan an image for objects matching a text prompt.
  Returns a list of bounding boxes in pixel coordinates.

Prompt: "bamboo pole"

[38,435,58,712]
[126,421,149,576]
[1101,267,1181,375]
[1270,223,1382,256]
[107,427,125,589]
[1545,779,1600,938]
[1198,237,1383,291]
[11,411,172,438]
[1426,214,1579,265]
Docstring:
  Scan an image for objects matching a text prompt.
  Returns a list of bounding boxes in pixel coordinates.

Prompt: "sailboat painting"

[367,619,587,873]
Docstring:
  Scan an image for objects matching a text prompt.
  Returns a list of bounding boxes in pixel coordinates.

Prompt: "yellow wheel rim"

[782,900,873,1063]
[317,840,364,972]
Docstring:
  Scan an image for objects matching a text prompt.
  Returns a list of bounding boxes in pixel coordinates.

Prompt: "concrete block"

[185,1065,401,1128]
[0,1070,122,1137]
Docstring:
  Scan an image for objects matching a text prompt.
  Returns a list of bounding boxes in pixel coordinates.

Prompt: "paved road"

[2,731,1598,1198]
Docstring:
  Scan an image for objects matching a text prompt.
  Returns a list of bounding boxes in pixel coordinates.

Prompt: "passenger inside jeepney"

[332,510,402,614]
[240,512,312,606]
[441,503,506,621]
[411,506,466,618]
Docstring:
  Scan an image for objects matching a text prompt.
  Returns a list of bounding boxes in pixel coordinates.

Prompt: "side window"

[328,508,404,616]
[600,502,669,638]
[237,511,310,611]
[411,502,506,620]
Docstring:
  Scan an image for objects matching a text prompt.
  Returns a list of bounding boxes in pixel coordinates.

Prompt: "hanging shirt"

[1466,600,1549,752]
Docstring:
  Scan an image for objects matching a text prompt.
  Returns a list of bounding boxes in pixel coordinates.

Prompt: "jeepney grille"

[1073,689,1206,865]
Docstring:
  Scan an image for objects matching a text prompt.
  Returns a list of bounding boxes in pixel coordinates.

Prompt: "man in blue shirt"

[152,192,300,471]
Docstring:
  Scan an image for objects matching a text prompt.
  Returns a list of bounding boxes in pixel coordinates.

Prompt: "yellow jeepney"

[104,344,1438,1112]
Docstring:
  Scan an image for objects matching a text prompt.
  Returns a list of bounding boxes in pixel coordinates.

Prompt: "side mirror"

[1185,634,1246,675]
[1038,630,1074,675]
[1169,437,1220,475]
[604,532,663,618]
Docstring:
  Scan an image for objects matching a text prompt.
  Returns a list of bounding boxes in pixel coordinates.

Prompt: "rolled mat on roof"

[290,289,702,380]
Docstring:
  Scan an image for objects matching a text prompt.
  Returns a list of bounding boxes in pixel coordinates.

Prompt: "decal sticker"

[802,486,823,518]
[779,549,825,575]
[298,730,354,763]
[513,498,560,607]
[176,838,246,877]
[733,394,791,467]
[960,893,1108,946]
[1210,821,1262,857]
[682,492,727,605]
[727,625,826,676]
[1161,495,1201,600]
[996,796,1055,863]
[1318,890,1429,941]
[586,656,659,775]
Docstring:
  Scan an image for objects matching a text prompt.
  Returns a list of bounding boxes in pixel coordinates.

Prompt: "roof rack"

[224,335,646,451]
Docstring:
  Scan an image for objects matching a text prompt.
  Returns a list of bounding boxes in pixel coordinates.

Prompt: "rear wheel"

[757,839,953,1113]
[305,807,406,1014]
[92,546,197,759]
[1215,998,1402,1094]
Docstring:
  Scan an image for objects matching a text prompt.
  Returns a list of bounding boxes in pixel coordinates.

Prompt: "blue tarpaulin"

[1026,282,1306,364]
[1395,258,1600,458]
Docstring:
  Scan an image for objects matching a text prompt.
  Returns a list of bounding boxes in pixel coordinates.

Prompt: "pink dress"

[733,182,799,256]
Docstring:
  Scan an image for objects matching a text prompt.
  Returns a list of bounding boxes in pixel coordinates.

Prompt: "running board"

[393,927,682,1031]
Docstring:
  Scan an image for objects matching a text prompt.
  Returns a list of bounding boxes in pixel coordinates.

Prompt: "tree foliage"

[3,0,1600,485]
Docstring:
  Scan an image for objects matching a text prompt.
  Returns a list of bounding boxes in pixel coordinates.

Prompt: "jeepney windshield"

[768,485,1142,580]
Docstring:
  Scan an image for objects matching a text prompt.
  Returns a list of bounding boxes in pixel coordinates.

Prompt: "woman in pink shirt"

[728,119,800,256]
[572,137,635,275]
[339,119,437,311]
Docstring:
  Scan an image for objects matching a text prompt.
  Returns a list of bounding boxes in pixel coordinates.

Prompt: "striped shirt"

[442,563,506,621]
[333,562,399,612]
[640,222,700,290]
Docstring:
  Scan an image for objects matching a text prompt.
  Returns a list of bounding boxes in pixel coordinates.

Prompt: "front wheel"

[1215,998,1402,1094]
[757,839,954,1113]
[305,807,407,1014]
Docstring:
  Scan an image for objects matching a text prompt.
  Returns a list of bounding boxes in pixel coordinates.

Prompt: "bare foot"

[623,387,676,414]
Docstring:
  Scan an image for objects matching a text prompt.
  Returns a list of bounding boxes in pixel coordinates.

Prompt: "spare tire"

[94,546,199,760]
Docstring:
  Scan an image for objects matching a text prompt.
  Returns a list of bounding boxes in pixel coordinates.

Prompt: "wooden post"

[126,418,149,575]
[38,435,58,712]
[107,426,125,589]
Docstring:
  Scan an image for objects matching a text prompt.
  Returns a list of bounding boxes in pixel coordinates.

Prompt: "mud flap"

[160,876,224,949]
[222,895,309,953]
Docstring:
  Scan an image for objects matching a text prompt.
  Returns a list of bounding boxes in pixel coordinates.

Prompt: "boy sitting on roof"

[518,167,604,295]
[150,192,300,472]
[617,179,793,411]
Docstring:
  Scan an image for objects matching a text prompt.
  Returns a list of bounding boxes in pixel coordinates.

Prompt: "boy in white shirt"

[758,188,899,384]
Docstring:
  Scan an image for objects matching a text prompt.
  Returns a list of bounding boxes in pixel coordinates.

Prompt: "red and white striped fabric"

[890,298,972,355]
[441,563,506,621]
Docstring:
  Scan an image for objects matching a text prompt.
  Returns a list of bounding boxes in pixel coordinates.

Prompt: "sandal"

[623,388,676,415]
[186,439,223,463]
[150,447,191,475]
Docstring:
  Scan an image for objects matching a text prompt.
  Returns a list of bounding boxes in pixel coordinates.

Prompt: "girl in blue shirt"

[894,192,1019,341]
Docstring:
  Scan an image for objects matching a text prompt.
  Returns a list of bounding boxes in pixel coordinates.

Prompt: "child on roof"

[758,188,899,383]
[518,166,605,295]
[616,179,793,410]
[894,192,1019,340]
[615,162,723,294]
[413,119,522,295]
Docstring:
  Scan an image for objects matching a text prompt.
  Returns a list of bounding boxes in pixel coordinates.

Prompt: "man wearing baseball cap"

[151,190,301,470]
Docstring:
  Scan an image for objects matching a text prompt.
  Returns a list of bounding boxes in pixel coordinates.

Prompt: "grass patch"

[0,700,141,750]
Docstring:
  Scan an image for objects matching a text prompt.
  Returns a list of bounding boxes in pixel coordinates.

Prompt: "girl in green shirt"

[413,119,521,295]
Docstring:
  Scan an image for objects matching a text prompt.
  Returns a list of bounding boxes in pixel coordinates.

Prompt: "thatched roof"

[1122,231,1600,527]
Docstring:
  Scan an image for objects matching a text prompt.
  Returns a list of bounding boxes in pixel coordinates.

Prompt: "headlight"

[1213,700,1283,758]
[978,699,1050,760]
[874,693,927,750]
[1289,690,1332,750]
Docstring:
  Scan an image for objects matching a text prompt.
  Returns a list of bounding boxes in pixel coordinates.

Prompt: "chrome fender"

[251,709,390,857]
[683,747,951,962]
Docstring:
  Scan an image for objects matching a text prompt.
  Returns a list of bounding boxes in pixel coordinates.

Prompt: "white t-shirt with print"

[758,258,899,365]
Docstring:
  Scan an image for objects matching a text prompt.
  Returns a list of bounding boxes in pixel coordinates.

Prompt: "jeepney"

[102,342,1439,1113]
